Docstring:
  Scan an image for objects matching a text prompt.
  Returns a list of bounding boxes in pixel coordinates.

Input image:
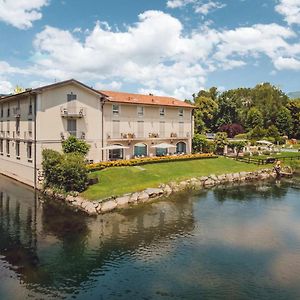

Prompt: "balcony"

[0,131,5,138]
[13,107,21,118]
[24,131,33,140]
[13,131,21,139]
[61,131,86,140]
[60,106,86,118]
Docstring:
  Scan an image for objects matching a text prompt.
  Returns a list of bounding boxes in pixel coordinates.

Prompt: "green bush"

[42,149,88,192]
[62,135,90,156]
[234,133,248,139]
[262,150,271,155]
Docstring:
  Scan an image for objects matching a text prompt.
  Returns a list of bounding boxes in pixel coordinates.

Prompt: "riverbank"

[82,157,266,200]
[42,167,278,216]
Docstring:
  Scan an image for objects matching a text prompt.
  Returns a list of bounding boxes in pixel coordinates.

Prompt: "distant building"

[0,79,194,187]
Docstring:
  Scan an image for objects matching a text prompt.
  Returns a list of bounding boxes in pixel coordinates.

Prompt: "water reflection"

[0,175,300,299]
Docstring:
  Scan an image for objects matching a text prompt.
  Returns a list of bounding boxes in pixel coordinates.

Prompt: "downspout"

[33,93,37,190]
[100,97,106,161]
[191,108,194,153]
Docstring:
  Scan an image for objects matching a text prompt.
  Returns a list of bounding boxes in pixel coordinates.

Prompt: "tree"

[62,135,90,156]
[214,132,228,155]
[248,126,267,140]
[266,125,280,140]
[287,99,300,139]
[218,123,244,138]
[275,107,293,136]
[192,134,210,153]
[228,141,246,158]
[245,107,263,130]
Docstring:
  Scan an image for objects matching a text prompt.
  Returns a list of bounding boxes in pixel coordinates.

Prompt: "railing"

[61,131,86,140]
[107,132,191,140]
[236,155,300,165]
[24,131,33,140]
[13,107,21,117]
[60,107,86,118]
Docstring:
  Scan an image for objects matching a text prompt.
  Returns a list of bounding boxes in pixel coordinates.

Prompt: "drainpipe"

[190,109,194,153]
[100,97,106,161]
[33,93,37,190]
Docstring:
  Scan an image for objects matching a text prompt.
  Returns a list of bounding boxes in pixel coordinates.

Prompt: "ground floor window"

[109,148,123,160]
[16,141,20,157]
[134,144,147,157]
[6,140,10,155]
[27,142,32,161]
[156,148,167,156]
[176,142,186,153]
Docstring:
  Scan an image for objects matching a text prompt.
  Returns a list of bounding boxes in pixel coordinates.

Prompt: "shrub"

[62,135,90,156]
[243,152,251,157]
[235,133,248,139]
[262,150,271,155]
[42,149,88,192]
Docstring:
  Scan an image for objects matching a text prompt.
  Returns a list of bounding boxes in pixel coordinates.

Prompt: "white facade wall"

[0,81,194,187]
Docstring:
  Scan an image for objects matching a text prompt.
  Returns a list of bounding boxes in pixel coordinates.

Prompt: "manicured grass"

[82,157,264,200]
[252,151,300,160]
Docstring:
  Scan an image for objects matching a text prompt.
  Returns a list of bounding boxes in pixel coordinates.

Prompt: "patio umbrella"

[100,145,129,150]
[151,143,176,148]
[257,140,273,145]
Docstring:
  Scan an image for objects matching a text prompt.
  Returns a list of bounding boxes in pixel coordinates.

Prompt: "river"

[1,174,300,300]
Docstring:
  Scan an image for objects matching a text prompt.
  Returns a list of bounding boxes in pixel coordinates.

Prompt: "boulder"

[115,195,130,207]
[138,192,149,202]
[144,188,164,198]
[163,185,172,196]
[101,200,117,213]
[82,202,97,216]
[128,193,139,203]
[204,179,215,187]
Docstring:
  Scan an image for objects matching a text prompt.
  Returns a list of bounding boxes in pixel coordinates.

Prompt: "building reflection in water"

[0,175,195,295]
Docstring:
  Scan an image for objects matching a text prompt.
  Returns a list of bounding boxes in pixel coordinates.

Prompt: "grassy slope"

[82,157,264,200]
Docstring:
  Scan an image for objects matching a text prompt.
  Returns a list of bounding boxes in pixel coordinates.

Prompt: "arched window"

[134,143,147,157]
[176,142,186,154]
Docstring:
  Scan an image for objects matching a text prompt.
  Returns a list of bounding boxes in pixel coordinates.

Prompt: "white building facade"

[0,79,194,187]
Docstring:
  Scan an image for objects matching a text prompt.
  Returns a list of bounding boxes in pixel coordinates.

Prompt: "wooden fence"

[236,155,300,165]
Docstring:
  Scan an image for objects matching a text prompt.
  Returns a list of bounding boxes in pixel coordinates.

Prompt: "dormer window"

[159,107,165,117]
[112,104,119,116]
[179,108,184,117]
[67,92,77,102]
[137,106,144,117]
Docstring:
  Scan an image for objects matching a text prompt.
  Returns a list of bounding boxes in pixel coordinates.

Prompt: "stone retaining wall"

[42,169,278,216]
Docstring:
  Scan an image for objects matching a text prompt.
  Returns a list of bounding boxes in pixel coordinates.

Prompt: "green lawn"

[82,157,264,200]
[252,151,300,160]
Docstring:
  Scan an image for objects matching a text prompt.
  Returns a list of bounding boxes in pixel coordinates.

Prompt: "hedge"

[87,153,217,172]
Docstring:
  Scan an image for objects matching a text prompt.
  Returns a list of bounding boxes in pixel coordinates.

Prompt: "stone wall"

[42,169,278,216]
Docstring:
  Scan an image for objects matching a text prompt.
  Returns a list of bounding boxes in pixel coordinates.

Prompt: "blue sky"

[0,0,299,99]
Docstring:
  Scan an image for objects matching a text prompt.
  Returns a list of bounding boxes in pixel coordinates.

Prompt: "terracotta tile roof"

[100,90,195,108]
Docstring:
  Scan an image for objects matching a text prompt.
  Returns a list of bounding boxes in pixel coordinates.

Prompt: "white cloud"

[167,0,226,15]
[275,0,300,25]
[0,80,13,94]
[2,9,299,99]
[0,0,48,29]
[274,56,300,70]
[195,1,226,15]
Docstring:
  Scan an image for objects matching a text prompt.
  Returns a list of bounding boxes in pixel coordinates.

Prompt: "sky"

[0,0,300,99]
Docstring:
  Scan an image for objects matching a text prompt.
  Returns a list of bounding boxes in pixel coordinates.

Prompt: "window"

[67,119,77,136]
[27,142,32,161]
[179,108,184,117]
[137,121,144,138]
[7,105,10,117]
[6,140,10,156]
[29,99,33,115]
[159,121,165,138]
[159,107,165,117]
[67,93,77,102]
[16,141,20,157]
[112,104,119,116]
[112,120,120,138]
[0,105,3,118]
[6,120,10,134]
[179,121,184,137]
[137,106,144,117]
[28,119,33,136]
[16,118,20,133]
[0,139,3,154]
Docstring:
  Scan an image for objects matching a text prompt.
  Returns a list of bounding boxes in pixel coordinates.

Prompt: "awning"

[257,140,273,145]
[151,143,176,149]
[100,145,129,150]
[134,143,147,147]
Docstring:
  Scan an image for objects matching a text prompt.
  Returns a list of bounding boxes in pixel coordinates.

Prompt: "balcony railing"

[61,131,86,140]
[24,131,33,140]
[60,107,86,118]
[13,107,21,118]
[107,132,191,140]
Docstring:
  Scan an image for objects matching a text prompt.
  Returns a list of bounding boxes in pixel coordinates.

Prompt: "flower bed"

[87,153,217,172]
